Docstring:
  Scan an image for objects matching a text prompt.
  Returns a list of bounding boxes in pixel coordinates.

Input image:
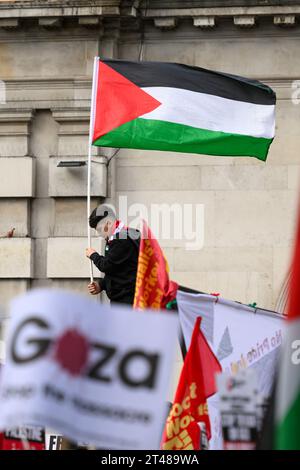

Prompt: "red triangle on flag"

[92,61,162,142]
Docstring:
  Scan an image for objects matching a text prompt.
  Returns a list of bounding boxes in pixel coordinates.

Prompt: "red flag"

[162,317,222,450]
[133,221,178,309]
[288,205,300,321]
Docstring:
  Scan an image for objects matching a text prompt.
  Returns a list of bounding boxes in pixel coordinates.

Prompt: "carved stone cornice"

[0,0,138,32]
[145,3,300,29]
[0,1,299,32]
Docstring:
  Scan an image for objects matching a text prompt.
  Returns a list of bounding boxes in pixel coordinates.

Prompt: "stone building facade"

[0,0,299,321]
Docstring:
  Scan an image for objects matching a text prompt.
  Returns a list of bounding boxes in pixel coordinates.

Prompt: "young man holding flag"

[85,204,140,305]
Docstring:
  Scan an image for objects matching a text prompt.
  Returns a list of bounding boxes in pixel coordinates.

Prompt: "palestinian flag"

[91,59,276,161]
[275,205,300,449]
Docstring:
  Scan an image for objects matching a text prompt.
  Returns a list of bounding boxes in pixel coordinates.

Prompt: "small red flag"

[287,205,300,321]
[161,317,222,450]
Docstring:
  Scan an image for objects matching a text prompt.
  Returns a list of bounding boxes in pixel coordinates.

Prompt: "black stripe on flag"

[102,59,276,106]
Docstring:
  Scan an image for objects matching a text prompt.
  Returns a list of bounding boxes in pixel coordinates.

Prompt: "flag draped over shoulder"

[91,58,276,161]
[275,205,300,449]
[133,221,178,309]
[161,317,222,450]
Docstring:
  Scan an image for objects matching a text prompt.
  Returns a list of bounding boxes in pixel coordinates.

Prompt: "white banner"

[216,369,258,450]
[0,289,178,450]
[177,290,284,449]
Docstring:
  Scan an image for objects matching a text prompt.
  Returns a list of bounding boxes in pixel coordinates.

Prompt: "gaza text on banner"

[0,289,178,450]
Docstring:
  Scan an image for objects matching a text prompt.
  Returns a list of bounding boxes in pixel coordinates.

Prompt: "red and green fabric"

[275,207,300,449]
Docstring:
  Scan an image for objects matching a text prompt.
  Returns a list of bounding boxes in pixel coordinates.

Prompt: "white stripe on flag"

[141,87,275,139]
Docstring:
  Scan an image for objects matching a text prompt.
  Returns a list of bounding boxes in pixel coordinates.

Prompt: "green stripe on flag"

[276,392,300,450]
[93,117,273,161]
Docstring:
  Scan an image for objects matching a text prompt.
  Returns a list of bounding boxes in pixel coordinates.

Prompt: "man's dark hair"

[89,204,116,229]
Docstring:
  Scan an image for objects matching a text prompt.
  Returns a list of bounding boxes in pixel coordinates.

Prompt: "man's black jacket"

[90,227,140,304]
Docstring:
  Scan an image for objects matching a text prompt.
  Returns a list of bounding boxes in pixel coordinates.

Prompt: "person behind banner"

[85,204,140,305]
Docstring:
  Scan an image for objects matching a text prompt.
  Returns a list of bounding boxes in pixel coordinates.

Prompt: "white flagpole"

[87,56,99,283]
